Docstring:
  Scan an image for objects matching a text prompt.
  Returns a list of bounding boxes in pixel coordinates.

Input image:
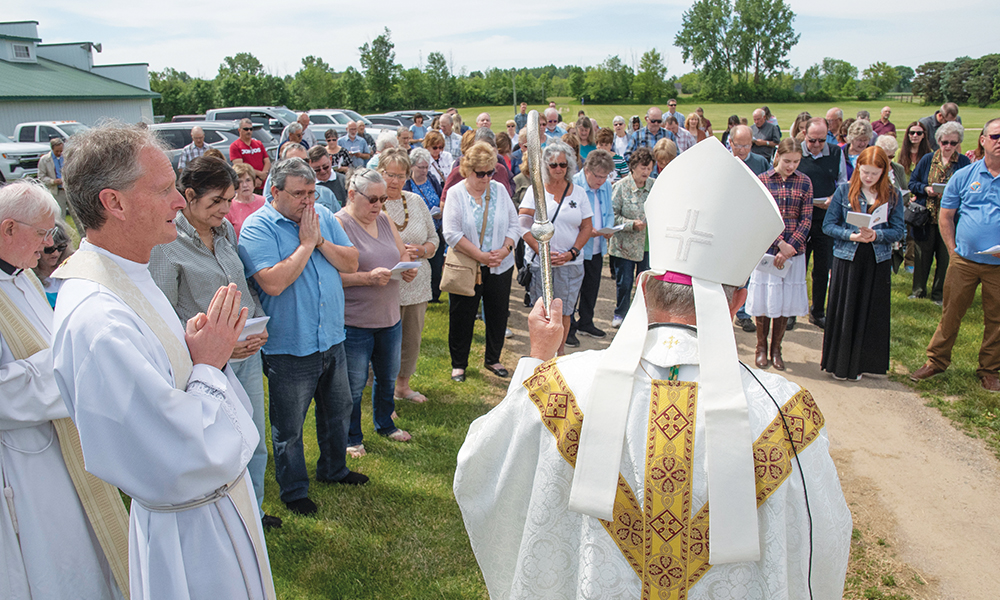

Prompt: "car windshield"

[272,108,298,123]
[338,110,371,125]
[330,113,355,125]
[0,134,14,144]
[309,114,332,124]
[59,123,90,137]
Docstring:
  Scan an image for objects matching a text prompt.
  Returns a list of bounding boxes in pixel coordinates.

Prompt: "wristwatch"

[506,244,514,253]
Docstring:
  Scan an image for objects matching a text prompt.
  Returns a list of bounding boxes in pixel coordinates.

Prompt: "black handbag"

[904,202,930,228]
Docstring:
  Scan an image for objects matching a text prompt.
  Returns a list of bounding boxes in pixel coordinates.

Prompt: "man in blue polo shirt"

[338,121,371,169]
[238,157,364,516]
[911,118,1000,392]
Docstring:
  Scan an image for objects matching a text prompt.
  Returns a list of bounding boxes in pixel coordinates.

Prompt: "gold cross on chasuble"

[524,359,825,600]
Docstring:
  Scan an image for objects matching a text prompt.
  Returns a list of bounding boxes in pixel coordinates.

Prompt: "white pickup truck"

[0,133,50,182]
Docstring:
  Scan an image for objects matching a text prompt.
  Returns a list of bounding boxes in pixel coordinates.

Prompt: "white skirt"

[745,253,809,318]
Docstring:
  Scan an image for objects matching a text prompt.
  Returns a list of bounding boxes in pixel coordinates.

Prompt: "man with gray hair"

[37,136,69,216]
[439,113,462,158]
[280,112,316,149]
[825,107,843,145]
[751,108,781,161]
[543,107,567,141]
[919,102,963,151]
[52,123,276,598]
[0,180,129,599]
[476,112,492,129]
[239,158,364,517]
[177,125,207,173]
[338,121,370,169]
[264,143,340,213]
[624,106,674,161]
[366,129,400,170]
[729,125,770,175]
[872,106,896,138]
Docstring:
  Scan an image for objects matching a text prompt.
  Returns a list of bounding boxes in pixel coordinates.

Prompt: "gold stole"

[54,250,276,600]
[525,360,825,599]
[0,269,131,599]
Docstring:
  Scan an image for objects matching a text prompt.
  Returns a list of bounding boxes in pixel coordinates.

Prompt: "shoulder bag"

[441,184,490,297]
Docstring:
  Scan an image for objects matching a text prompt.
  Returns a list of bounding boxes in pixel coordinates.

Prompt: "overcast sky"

[12,1,999,80]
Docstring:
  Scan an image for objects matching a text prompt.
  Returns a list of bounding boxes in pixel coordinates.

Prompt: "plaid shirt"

[624,127,675,161]
[177,142,207,171]
[759,169,813,254]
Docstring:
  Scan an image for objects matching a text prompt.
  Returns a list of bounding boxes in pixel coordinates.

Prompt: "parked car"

[171,115,205,123]
[383,110,443,122]
[149,121,278,172]
[13,121,90,144]
[0,134,50,182]
[307,109,387,142]
[365,114,413,129]
[205,106,298,137]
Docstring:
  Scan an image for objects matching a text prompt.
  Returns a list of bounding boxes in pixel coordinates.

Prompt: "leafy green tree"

[941,56,975,104]
[341,67,368,112]
[150,68,193,119]
[820,58,857,97]
[568,66,586,100]
[861,61,899,98]
[583,56,632,103]
[799,64,822,95]
[893,65,914,92]
[425,52,454,106]
[912,61,947,105]
[291,56,340,110]
[968,54,1000,107]
[397,67,430,109]
[359,28,398,111]
[187,79,218,114]
[734,0,799,85]
[216,52,288,107]
[633,49,667,104]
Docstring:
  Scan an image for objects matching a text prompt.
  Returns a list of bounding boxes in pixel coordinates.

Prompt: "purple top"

[337,210,401,328]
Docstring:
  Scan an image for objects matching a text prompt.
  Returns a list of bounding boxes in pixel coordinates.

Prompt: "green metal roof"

[0,57,159,101]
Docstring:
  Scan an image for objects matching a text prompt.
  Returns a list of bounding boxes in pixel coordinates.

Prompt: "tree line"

[151,15,1000,121]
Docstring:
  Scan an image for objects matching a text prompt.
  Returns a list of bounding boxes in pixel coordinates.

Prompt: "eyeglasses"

[908,130,924,136]
[732,143,751,150]
[473,169,495,179]
[44,244,67,254]
[13,221,58,239]
[547,119,558,124]
[357,191,388,204]
[648,119,662,124]
[382,172,406,181]
[431,145,444,150]
[283,189,316,201]
[940,140,959,147]
[312,163,331,172]
[548,162,568,169]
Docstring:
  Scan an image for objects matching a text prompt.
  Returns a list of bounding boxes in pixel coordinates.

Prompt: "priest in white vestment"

[454,140,853,599]
[0,181,127,599]
[51,124,276,600]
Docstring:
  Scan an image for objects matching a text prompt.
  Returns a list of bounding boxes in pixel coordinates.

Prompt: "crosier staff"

[526,110,554,312]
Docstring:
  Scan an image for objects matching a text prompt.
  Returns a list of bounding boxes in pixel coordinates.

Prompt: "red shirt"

[225,195,265,238]
[230,138,266,172]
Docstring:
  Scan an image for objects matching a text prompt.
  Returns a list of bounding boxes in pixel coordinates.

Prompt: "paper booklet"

[976,244,1000,255]
[755,254,789,278]
[846,203,888,229]
[595,224,626,235]
[238,316,270,341]
[390,261,421,279]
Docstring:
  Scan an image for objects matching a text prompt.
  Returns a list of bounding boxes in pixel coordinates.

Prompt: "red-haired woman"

[821,146,905,381]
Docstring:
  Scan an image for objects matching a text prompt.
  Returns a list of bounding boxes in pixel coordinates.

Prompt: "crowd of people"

[1,97,997,597]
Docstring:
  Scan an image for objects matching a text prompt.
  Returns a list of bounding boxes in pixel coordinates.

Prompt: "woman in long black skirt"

[821,146,906,380]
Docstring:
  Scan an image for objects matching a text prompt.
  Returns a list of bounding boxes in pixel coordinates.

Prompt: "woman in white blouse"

[442,142,520,381]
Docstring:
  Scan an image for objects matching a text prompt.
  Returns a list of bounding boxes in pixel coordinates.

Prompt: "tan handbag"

[441,184,491,297]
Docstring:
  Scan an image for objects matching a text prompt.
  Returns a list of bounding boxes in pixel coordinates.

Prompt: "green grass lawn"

[460,97,997,139]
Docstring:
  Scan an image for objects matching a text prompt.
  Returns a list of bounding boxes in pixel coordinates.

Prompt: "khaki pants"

[399,302,428,378]
[926,253,1000,377]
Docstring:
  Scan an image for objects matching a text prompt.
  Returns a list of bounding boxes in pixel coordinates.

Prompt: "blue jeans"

[345,321,403,446]
[736,284,750,321]
[262,343,352,503]
[230,352,267,516]
[611,252,649,317]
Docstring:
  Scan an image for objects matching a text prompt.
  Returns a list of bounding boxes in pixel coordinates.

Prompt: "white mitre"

[568,138,783,565]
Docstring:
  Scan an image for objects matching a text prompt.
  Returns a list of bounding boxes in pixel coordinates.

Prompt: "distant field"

[457,97,997,140]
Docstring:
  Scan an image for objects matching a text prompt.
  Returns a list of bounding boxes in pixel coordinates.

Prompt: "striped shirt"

[758,169,813,255]
[624,127,675,161]
[177,142,207,172]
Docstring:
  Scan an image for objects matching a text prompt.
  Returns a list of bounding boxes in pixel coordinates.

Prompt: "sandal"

[385,429,412,442]
[394,390,428,403]
[347,444,366,458]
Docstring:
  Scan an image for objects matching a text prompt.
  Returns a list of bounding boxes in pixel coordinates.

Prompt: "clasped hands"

[186,284,249,370]
[850,226,877,244]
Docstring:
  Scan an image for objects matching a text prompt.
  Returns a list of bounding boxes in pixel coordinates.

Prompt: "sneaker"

[612,315,624,328]
[786,316,796,331]
[564,332,580,347]
[577,323,607,338]
[737,318,756,332]
[524,292,531,307]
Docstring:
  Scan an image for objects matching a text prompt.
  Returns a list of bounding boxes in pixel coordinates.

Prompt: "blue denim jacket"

[822,183,905,263]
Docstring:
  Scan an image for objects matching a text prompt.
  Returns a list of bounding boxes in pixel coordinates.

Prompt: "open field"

[460,97,997,139]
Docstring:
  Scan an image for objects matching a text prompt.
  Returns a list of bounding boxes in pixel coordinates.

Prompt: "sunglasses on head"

[473,169,495,179]
[44,244,67,254]
[940,140,959,147]
[548,162,568,169]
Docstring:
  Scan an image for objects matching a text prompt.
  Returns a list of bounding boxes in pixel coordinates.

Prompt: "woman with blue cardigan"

[821,146,906,381]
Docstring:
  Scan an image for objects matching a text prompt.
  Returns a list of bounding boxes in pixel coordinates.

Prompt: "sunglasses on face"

[473,169,495,179]
[547,119,558,124]
[548,162,568,169]
[806,137,825,144]
[986,133,1000,141]
[648,119,662,124]
[668,104,677,108]
[357,191,388,204]
[940,140,959,147]
[908,130,924,136]
[43,244,67,254]
[240,127,252,131]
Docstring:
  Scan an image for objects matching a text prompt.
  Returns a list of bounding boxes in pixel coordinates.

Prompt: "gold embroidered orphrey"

[53,250,276,600]
[0,269,131,599]
[525,359,825,599]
